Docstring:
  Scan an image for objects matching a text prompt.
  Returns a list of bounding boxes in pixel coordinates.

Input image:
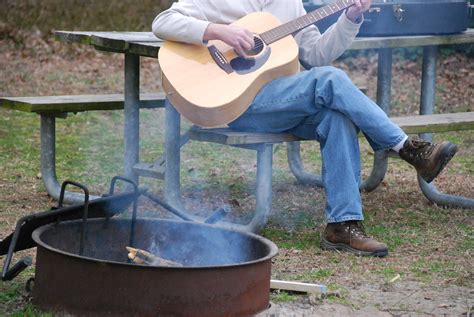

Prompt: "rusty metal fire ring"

[31,218,278,316]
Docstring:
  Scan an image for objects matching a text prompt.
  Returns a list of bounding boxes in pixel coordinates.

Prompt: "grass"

[0,39,472,314]
[262,227,320,250]
[3,109,472,313]
[10,305,53,317]
[270,291,299,303]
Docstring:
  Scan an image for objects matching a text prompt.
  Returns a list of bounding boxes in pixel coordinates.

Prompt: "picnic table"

[13,29,472,231]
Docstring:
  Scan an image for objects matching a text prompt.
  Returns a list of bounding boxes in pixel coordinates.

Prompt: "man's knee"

[310,66,350,83]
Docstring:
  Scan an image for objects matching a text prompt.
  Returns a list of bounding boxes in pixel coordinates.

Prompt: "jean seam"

[326,215,364,223]
[256,92,313,107]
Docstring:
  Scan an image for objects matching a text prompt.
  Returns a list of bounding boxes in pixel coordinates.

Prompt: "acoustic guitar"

[159,0,356,127]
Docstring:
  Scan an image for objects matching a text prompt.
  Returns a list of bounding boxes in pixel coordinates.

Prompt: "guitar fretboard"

[260,0,356,44]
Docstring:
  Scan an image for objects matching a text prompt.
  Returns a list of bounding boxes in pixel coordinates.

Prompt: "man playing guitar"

[153,0,458,257]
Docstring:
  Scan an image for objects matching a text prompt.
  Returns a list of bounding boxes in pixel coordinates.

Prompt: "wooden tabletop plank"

[90,32,161,52]
[128,41,163,58]
[351,29,474,50]
[55,31,95,45]
[55,29,474,56]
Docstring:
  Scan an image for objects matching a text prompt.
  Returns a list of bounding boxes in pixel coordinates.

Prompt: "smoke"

[147,222,258,267]
[39,218,275,268]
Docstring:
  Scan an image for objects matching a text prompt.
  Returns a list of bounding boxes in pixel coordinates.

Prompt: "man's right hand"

[204,23,255,57]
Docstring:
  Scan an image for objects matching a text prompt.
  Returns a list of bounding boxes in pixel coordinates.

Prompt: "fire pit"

[31,217,278,316]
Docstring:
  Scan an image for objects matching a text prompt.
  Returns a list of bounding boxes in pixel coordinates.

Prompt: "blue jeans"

[229,66,406,223]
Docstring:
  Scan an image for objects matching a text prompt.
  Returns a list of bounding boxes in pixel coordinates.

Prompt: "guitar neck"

[260,0,356,44]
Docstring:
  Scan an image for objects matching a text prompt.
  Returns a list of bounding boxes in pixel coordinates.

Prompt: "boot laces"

[406,137,435,160]
[344,221,369,239]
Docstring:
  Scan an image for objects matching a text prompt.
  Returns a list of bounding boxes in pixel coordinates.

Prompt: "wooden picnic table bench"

[2,29,473,232]
[0,93,166,202]
[0,94,165,114]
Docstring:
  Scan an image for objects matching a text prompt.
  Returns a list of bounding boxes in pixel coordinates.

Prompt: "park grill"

[1,177,278,316]
[303,0,471,36]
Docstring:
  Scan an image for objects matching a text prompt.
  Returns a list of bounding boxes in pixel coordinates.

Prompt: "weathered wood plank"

[190,127,300,145]
[270,280,327,295]
[90,32,160,52]
[190,112,474,145]
[55,31,94,45]
[55,31,159,45]
[55,29,474,56]
[351,29,474,50]
[0,93,166,113]
[392,112,474,134]
[128,41,163,58]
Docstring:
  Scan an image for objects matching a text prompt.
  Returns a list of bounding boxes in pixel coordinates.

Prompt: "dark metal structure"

[303,0,470,36]
[1,178,278,316]
[32,218,278,316]
[1,177,142,281]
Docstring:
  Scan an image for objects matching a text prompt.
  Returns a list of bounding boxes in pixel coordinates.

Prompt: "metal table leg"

[287,141,323,187]
[287,48,393,192]
[40,53,140,203]
[124,53,140,186]
[164,101,184,209]
[417,46,474,208]
[124,54,140,188]
[361,48,392,192]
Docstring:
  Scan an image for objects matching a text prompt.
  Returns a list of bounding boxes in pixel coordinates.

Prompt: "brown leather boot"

[399,136,458,183]
[320,221,388,257]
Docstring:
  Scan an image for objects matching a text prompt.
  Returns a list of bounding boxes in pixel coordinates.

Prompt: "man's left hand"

[346,0,371,23]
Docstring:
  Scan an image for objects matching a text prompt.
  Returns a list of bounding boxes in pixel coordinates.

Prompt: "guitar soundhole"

[245,36,265,57]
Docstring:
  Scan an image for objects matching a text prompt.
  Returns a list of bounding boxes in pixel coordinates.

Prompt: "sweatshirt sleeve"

[152,0,211,45]
[295,4,362,67]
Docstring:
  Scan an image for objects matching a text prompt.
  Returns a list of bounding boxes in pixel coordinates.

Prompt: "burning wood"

[126,247,183,267]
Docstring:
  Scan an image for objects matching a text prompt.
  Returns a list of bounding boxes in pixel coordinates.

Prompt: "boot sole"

[421,143,458,183]
[320,238,388,257]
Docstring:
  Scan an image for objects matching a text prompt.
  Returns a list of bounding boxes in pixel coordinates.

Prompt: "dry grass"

[0,33,473,315]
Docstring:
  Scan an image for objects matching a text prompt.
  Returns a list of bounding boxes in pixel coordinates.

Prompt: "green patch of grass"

[10,304,53,317]
[411,258,461,283]
[292,268,334,282]
[0,110,41,178]
[270,291,299,303]
[262,227,319,250]
[374,267,400,280]
[324,284,352,306]
[452,223,473,253]
[0,284,22,303]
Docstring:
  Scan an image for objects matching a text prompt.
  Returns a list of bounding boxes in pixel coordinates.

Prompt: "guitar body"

[159,12,300,127]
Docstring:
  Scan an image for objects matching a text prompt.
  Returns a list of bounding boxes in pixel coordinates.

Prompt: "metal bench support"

[288,46,473,208]
[40,115,100,203]
[418,46,474,208]
[287,48,393,192]
[163,102,275,233]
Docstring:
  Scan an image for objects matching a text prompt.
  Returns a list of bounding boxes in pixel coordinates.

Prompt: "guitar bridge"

[208,45,234,74]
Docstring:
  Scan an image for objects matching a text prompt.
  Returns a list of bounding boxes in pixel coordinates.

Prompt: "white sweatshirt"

[152,0,362,67]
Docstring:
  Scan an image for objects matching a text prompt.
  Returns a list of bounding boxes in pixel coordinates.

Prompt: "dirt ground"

[262,282,473,316]
[0,31,473,316]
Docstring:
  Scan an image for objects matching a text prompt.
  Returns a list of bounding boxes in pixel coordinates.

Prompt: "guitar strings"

[243,0,353,54]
